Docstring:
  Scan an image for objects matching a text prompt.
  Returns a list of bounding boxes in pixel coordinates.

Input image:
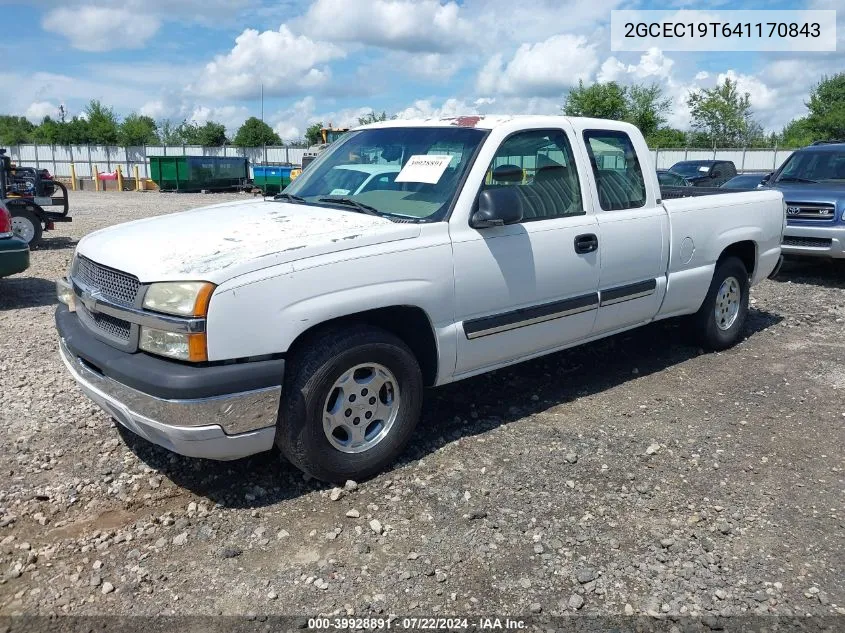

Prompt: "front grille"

[77,303,132,342]
[782,236,833,248]
[784,202,837,221]
[73,256,140,307]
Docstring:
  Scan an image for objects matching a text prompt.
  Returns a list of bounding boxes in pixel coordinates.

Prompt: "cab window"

[480,129,584,221]
[583,130,646,210]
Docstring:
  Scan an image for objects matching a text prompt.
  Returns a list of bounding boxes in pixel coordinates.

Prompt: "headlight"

[143,281,215,317]
[56,277,76,311]
[139,328,207,362]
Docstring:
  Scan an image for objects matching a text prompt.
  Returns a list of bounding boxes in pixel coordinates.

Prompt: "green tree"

[175,120,228,146]
[157,119,181,145]
[563,80,628,120]
[304,122,324,146]
[357,110,390,126]
[32,116,63,144]
[805,73,845,141]
[780,117,815,148]
[647,127,687,148]
[118,114,159,145]
[626,84,671,139]
[84,100,119,144]
[0,116,35,145]
[232,117,281,147]
[686,78,757,147]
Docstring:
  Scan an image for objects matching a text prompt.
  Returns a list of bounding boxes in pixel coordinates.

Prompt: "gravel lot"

[0,191,843,622]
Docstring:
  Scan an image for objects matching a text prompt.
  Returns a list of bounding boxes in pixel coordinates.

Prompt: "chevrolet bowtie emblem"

[80,288,101,312]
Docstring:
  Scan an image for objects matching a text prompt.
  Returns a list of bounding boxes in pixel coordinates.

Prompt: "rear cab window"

[583,130,646,211]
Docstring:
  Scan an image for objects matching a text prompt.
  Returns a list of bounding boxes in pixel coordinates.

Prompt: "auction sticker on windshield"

[395,155,453,184]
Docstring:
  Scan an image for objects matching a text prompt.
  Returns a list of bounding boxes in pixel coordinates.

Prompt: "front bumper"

[781,224,845,259]
[56,306,283,460]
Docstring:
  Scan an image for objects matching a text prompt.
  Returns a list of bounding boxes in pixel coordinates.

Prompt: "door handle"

[574,233,598,254]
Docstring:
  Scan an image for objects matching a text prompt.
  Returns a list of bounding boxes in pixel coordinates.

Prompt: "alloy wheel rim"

[323,362,400,454]
[714,276,741,331]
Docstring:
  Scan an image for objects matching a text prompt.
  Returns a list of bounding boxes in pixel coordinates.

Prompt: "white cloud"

[24,101,59,123]
[299,0,470,52]
[42,7,160,52]
[188,105,251,134]
[597,49,674,83]
[269,97,377,142]
[191,25,345,99]
[476,35,598,97]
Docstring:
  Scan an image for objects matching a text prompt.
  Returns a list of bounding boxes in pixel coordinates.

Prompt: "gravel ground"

[0,191,843,622]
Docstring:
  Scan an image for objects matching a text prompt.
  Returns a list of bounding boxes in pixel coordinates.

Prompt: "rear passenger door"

[582,129,669,335]
[451,128,600,375]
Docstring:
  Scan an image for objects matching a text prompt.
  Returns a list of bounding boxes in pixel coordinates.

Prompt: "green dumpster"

[149,156,249,192]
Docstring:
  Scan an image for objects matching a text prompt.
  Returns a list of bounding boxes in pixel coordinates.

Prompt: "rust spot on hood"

[448,115,484,128]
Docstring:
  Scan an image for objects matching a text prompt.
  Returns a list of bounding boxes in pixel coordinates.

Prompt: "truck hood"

[76,198,421,284]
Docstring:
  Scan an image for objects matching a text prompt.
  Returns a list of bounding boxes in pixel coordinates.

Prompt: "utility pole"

[260,83,264,123]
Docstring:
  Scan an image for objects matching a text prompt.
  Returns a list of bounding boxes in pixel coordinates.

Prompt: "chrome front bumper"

[781,224,845,259]
[58,338,278,460]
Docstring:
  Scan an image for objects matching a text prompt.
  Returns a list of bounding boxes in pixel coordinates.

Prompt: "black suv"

[668,160,737,187]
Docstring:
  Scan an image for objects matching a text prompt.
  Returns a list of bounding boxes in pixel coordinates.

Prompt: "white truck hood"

[76,199,421,284]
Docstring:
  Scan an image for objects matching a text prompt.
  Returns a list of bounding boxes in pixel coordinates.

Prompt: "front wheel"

[276,324,424,482]
[692,256,750,350]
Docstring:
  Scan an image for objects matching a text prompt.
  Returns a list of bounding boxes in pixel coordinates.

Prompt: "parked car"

[0,199,29,278]
[657,170,692,187]
[315,164,401,196]
[669,160,737,187]
[761,141,845,260]
[55,116,784,482]
[720,173,767,189]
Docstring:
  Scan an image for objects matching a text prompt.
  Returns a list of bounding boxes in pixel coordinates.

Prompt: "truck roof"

[356,114,638,132]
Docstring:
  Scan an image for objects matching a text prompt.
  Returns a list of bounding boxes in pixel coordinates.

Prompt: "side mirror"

[470,188,523,229]
[762,172,772,183]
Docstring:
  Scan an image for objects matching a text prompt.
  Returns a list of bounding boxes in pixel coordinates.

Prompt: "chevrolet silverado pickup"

[763,141,845,259]
[55,116,785,482]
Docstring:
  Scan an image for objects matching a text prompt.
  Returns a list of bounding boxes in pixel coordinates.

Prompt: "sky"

[0,0,841,142]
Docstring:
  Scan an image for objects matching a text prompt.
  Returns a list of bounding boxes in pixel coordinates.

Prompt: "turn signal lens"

[139,327,207,362]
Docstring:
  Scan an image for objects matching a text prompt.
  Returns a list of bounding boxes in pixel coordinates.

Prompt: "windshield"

[285,126,487,221]
[670,162,710,177]
[657,171,686,186]
[775,151,845,183]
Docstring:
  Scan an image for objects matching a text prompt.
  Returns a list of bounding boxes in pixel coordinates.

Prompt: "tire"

[692,256,750,350]
[9,206,43,247]
[276,324,424,483]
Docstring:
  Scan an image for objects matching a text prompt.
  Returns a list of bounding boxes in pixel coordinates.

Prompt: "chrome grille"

[784,202,836,221]
[77,303,132,342]
[73,256,140,306]
[782,236,832,248]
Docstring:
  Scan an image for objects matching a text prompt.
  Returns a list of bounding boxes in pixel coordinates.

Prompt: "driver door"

[450,127,601,377]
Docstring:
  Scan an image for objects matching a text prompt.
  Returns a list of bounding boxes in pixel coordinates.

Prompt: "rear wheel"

[10,206,42,247]
[276,324,423,482]
[692,256,750,350]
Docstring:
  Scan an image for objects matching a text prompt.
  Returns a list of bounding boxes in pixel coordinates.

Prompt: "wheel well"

[719,240,756,277]
[288,306,439,386]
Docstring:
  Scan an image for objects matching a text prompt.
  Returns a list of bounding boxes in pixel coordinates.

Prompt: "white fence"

[5,144,308,179]
[650,147,795,172]
[5,143,798,180]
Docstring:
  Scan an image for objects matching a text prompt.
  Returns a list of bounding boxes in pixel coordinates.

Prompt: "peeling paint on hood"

[76,198,421,284]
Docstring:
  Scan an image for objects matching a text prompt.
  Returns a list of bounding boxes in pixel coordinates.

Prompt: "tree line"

[1,76,842,149]
[0,101,285,148]
[563,73,845,148]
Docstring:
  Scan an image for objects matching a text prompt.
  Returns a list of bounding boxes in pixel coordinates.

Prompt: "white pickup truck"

[55,116,785,482]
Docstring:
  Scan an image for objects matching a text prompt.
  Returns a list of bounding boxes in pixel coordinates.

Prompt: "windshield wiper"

[317,197,381,216]
[273,193,308,203]
[777,176,818,183]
